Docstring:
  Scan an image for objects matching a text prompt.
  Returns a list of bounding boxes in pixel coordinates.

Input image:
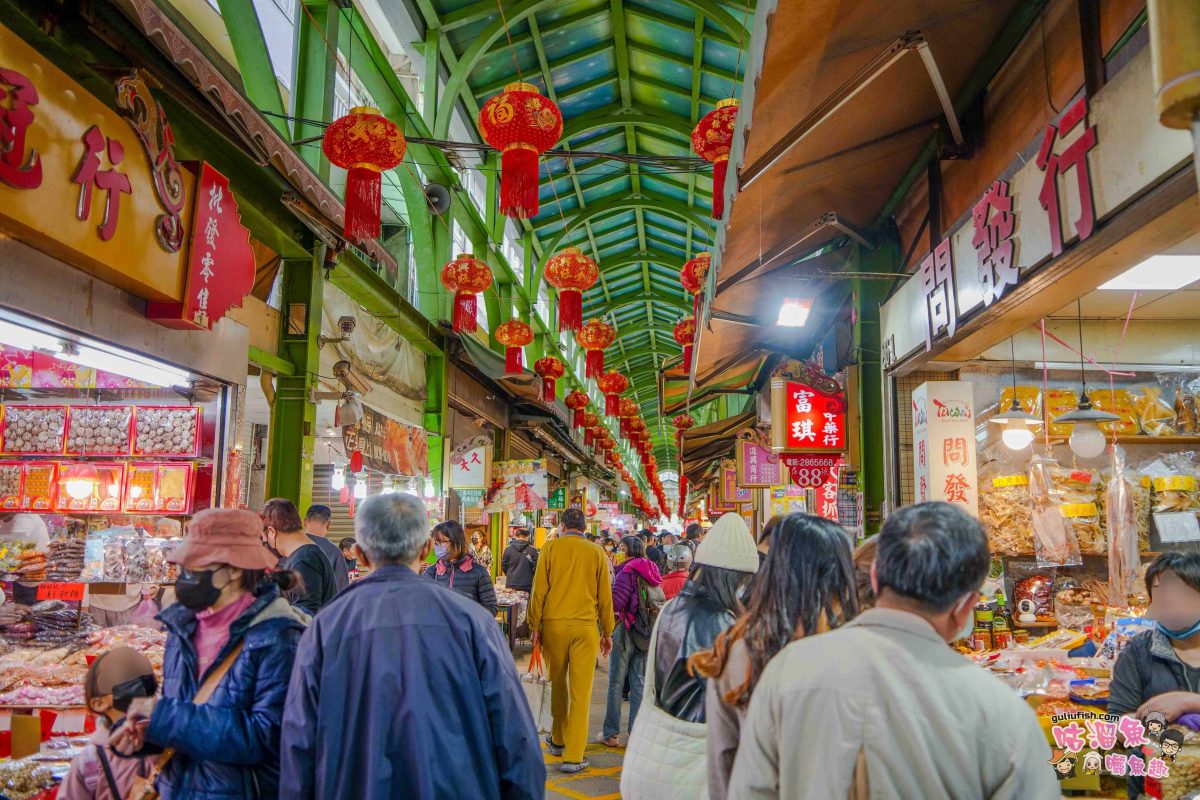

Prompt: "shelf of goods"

[0,403,202,515]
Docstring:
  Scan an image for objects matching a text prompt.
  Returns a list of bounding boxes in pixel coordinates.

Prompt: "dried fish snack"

[979,473,1034,555]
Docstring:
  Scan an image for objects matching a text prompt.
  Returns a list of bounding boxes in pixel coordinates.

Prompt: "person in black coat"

[642,530,667,574]
[426,520,497,615]
[500,528,538,593]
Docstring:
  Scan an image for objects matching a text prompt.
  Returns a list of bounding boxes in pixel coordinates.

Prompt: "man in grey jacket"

[728,502,1059,800]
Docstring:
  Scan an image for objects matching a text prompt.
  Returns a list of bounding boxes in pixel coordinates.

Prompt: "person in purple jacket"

[599,535,663,747]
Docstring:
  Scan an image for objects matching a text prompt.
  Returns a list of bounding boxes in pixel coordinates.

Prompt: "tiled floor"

[514,645,629,800]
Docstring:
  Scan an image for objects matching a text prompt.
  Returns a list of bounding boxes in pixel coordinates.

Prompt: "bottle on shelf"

[992,590,1013,649]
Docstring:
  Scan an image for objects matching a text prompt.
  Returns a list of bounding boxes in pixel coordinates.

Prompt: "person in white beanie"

[621,513,759,800]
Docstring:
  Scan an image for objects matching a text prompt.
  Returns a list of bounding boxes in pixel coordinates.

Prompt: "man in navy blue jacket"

[279,494,545,799]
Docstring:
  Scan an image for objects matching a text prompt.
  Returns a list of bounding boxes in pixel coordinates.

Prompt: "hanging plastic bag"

[1028,453,1081,567]
[521,644,553,735]
[1106,447,1140,607]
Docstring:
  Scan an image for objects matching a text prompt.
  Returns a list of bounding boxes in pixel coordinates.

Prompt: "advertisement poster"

[911,381,978,514]
[485,459,549,513]
[736,440,783,487]
[449,442,491,489]
[721,465,752,505]
[355,405,429,477]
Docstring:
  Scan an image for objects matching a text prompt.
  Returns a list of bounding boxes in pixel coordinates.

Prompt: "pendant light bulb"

[331,467,346,491]
[1001,419,1035,450]
[1069,421,1108,459]
[353,476,368,499]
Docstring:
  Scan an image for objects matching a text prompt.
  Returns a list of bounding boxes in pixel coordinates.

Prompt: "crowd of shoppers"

[78,497,1090,799]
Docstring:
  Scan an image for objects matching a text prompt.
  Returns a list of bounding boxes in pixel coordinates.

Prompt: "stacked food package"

[45,539,83,581]
[80,533,175,583]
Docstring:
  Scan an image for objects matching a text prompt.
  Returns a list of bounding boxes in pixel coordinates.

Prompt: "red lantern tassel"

[584,429,594,447]
[605,393,620,417]
[620,418,630,437]
[711,157,728,220]
[558,290,583,332]
[500,146,540,218]
[573,409,584,428]
[453,292,478,333]
[343,165,383,244]
[585,349,604,378]
[505,346,523,375]
[541,377,556,403]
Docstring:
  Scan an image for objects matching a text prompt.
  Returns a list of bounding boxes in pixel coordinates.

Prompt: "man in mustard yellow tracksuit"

[528,507,614,774]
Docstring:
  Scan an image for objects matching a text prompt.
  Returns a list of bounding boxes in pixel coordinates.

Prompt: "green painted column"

[294,0,340,178]
[265,252,324,507]
[424,351,449,499]
[853,234,900,535]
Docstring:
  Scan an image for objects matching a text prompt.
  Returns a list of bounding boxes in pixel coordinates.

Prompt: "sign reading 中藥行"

[770,378,847,453]
[911,381,978,514]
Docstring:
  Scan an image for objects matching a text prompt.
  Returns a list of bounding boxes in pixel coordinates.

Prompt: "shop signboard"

[354,404,429,477]
[0,24,195,301]
[911,381,978,515]
[780,454,843,488]
[735,439,783,487]
[815,467,840,522]
[721,465,752,505]
[146,163,255,330]
[708,483,736,515]
[485,460,548,512]
[610,514,634,531]
[769,377,846,453]
[597,501,620,522]
[880,48,1195,369]
[546,487,566,510]
[449,442,490,489]
[456,488,485,510]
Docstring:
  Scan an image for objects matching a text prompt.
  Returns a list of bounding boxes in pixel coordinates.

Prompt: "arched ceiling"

[417,0,754,464]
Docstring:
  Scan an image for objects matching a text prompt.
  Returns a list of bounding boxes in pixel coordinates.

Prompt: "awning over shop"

[697,0,1033,373]
[679,410,758,485]
[661,351,777,416]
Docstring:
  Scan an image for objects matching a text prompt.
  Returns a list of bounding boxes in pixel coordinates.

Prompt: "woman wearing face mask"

[109,508,308,800]
[425,520,497,615]
[470,530,493,574]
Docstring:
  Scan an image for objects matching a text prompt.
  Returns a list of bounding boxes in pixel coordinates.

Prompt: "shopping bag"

[521,644,553,735]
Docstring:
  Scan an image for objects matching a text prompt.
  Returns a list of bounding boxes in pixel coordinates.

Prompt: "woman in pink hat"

[110,508,308,800]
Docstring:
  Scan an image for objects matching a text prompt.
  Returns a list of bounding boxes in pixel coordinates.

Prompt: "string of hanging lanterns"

[440,254,492,333]
[478,83,563,218]
[494,318,534,374]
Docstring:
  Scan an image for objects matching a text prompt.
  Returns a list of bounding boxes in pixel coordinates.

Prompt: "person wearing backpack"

[599,535,663,748]
[500,528,538,594]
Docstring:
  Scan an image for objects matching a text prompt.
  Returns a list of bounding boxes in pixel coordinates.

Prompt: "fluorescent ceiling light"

[0,320,63,353]
[59,346,190,387]
[1099,254,1200,291]
[777,298,813,328]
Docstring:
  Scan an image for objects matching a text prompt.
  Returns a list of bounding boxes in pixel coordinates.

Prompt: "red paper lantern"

[680,253,711,322]
[545,247,599,332]
[478,82,563,218]
[674,317,696,369]
[494,319,534,374]
[322,107,407,245]
[440,254,493,333]
[533,356,566,403]
[575,319,615,378]
[596,370,629,417]
[618,398,640,438]
[564,390,590,428]
[691,99,738,219]
[582,412,599,447]
[673,413,695,448]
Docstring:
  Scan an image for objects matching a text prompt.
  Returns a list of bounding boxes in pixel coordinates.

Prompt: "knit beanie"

[694,513,759,573]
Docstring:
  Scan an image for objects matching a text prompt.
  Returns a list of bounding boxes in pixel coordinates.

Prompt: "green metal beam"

[561,104,693,141]
[473,41,612,98]
[635,74,723,107]
[483,7,608,55]
[630,41,739,85]
[216,0,288,137]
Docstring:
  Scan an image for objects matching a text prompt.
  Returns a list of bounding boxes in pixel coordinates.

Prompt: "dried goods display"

[65,406,132,455]
[978,474,1033,555]
[1013,575,1055,625]
[0,541,39,574]
[1091,389,1139,436]
[0,760,57,800]
[133,406,199,456]
[0,464,20,508]
[1135,386,1177,436]
[53,462,124,513]
[46,538,83,581]
[124,463,193,513]
[0,406,66,455]
[1043,389,1078,438]
[19,463,55,512]
[0,684,83,706]
[1028,455,1081,566]
[1153,475,1200,513]
[16,550,46,582]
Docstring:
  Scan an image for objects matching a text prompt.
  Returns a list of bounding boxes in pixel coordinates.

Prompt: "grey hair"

[356,493,430,564]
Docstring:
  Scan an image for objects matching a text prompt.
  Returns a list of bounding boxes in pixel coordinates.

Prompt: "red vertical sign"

[780,380,846,452]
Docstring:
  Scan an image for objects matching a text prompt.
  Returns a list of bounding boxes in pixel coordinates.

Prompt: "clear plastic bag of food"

[1091,388,1140,436]
[1062,500,1105,555]
[102,536,126,581]
[1028,453,1082,567]
[1136,385,1177,436]
[80,533,108,581]
[124,537,147,583]
[1106,447,1142,606]
[1149,453,1200,513]
[1162,373,1200,435]
[979,455,1034,555]
[1043,389,1079,438]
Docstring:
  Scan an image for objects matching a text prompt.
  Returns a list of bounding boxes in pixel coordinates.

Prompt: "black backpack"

[629,577,666,652]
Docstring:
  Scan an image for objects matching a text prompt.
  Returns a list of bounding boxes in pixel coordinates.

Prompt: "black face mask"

[111,674,158,712]
[175,568,225,610]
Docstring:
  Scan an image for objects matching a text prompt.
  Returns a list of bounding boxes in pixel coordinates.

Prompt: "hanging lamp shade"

[582,415,599,447]
[618,398,640,438]
[575,319,615,378]
[322,107,407,244]
[545,247,599,332]
[533,356,566,403]
[680,253,711,322]
[564,390,590,428]
[674,317,697,370]
[494,319,534,374]
[440,254,493,333]
[478,83,563,218]
[691,99,738,219]
[597,370,629,417]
